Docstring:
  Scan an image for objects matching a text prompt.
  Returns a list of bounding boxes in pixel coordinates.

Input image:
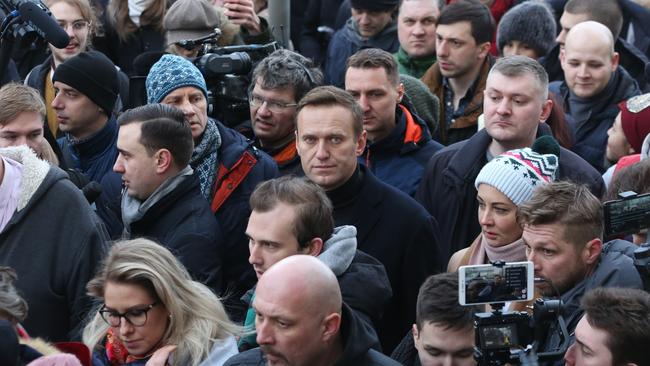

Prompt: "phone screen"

[458,261,534,305]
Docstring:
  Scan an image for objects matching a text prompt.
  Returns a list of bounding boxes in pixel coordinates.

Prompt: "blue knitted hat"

[146,54,208,104]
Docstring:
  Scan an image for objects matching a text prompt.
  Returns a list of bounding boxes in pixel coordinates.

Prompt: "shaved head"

[565,21,615,55]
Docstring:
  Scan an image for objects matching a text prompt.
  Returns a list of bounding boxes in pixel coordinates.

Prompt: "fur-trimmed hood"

[0,146,51,211]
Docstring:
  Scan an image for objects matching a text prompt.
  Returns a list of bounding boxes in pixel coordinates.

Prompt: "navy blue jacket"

[328,165,442,353]
[415,127,605,263]
[360,104,442,197]
[550,66,640,172]
[58,116,119,183]
[125,174,225,293]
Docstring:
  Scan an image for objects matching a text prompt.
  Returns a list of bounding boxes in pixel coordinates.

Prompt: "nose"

[496,98,511,115]
[479,207,493,226]
[412,22,425,36]
[256,318,274,346]
[577,64,589,78]
[358,12,369,25]
[256,100,272,117]
[178,98,196,116]
[436,40,448,57]
[113,155,125,173]
[607,126,613,136]
[118,317,134,337]
[315,140,329,160]
[526,249,541,272]
[564,343,576,366]
[556,30,566,45]
[442,355,454,366]
[51,93,62,110]
[248,243,262,266]
[14,136,28,148]
[358,94,370,112]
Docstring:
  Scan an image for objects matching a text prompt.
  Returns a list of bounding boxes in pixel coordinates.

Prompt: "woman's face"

[477,184,523,247]
[103,281,169,357]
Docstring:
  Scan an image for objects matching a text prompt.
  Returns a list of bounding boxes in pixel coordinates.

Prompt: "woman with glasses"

[83,238,239,366]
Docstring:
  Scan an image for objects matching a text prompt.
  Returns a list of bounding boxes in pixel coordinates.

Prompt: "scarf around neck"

[190,119,222,200]
[468,236,527,265]
[105,328,161,365]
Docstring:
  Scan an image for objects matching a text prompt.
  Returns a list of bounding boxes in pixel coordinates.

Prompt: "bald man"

[550,21,640,172]
[224,255,401,366]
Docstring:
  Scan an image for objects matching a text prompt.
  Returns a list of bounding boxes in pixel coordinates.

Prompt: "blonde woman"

[83,238,239,366]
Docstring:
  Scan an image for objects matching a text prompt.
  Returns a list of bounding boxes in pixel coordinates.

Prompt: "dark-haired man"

[421,0,495,145]
[114,104,223,292]
[391,272,480,366]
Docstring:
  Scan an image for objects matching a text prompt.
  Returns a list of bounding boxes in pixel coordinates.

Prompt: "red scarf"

[105,328,160,365]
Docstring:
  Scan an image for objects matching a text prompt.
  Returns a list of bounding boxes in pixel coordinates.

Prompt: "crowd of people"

[2,0,650,365]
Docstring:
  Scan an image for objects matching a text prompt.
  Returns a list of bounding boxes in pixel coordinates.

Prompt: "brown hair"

[416,272,481,331]
[249,176,334,247]
[296,86,363,138]
[0,83,46,126]
[106,0,166,42]
[517,181,603,247]
[605,158,650,201]
[0,267,28,323]
[346,48,399,86]
[581,287,650,366]
[546,92,574,149]
[45,0,98,44]
[565,0,623,39]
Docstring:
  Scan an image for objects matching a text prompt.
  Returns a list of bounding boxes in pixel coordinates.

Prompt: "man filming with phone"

[518,181,643,359]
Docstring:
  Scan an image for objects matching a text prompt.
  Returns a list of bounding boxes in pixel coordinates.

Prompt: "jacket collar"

[65,116,118,159]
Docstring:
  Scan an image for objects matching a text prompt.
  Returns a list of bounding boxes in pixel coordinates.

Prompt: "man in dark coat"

[325,0,399,87]
[115,104,224,293]
[345,48,442,197]
[550,21,640,172]
[295,85,442,353]
[416,56,605,265]
[238,176,392,349]
[224,256,401,366]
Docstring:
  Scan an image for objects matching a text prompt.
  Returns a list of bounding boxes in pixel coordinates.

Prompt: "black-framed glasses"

[249,94,298,113]
[99,302,158,327]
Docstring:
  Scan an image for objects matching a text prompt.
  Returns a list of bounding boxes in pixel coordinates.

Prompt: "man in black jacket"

[296,85,442,353]
[416,56,604,264]
[114,104,224,293]
[225,255,400,366]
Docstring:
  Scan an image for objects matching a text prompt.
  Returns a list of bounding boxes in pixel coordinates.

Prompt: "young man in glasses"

[25,0,129,167]
[146,54,277,316]
[249,49,322,176]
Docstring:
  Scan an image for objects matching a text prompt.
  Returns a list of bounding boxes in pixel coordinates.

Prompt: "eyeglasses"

[99,302,158,327]
[57,20,90,32]
[249,94,298,113]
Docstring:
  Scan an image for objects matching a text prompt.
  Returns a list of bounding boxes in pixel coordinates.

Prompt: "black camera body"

[474,310,533,365]
[193,42,279,128]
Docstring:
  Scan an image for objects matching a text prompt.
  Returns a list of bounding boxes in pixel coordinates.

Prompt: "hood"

[342,17,398,49]
[319,225,358,276]
[336,303,381,365]
[0,146,52,211]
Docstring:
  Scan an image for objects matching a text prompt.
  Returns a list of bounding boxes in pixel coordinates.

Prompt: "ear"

[583,238,602,265]
[154,149,173,174]
[559,48,566,69]
[321,312,342,342]
[295,130,301,156]
[412,323,419,340]
[611,52,620,70]
[397,82,405,103]
[478,42,491,59]
[540,98,553,123]
[302,238,324,256]
[355,130,367,157]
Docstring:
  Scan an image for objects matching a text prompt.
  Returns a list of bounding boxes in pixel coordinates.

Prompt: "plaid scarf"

[190,118,222,199]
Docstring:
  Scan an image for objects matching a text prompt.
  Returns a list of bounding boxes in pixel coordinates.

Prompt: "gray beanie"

[497,1,556,57]
[475,148,558,206]
[164,0,221,46]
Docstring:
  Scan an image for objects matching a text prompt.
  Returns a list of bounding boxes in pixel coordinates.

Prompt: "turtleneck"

[568,69,619,123]
[326,165,363,209]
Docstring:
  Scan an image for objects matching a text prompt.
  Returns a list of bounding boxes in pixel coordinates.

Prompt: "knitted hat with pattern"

[475,145,559,206]
[146,54,208,104]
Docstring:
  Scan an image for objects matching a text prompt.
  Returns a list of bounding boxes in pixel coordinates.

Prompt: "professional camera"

[192,40,279,128]
[459,261,570,366]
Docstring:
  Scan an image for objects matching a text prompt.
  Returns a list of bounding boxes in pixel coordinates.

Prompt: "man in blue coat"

[345,48,442,196]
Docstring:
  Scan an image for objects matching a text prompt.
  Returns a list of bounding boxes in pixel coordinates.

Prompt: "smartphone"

[458,261,534,305]
[603,191,650,239]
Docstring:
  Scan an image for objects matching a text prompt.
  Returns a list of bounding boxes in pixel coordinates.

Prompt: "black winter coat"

[328,165,442,353]
[124,174,224,293]
[224,303,401,366]
[415,127,605,263]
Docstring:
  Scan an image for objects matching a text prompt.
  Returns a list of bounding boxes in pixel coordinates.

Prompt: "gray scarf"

[190,118,222,199]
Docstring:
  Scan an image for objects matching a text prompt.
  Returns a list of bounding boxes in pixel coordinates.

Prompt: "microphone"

[17,1,69,48]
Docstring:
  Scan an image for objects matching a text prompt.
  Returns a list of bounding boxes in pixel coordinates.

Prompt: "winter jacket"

[415,126,605,264]
[328,165,442,353]
[550,66,640,172]
[325,17,399,88]
[620,0,650,62]
[420,56,495,145]
[237,226,393,350]
[57,117,119,183]
[539,239,643,360]
[209,122,279,306]
[224,303,400,366]
[395,47,436,79]
[360,103,442,196]
[121,169,225,293]
[255,138,303,177]
[0,146,108,342]
[542,38,650,92]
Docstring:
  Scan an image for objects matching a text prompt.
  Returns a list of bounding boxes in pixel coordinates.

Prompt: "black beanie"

[52,51,119,114]
[351,0,398,11]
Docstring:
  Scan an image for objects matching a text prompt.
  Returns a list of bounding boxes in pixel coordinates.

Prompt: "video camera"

[189,35,279,129]
[459,261,571,366]
[603,191,650,292]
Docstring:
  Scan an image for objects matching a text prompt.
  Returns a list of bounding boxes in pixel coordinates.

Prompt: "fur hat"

[52,51,119,115]
[146,54,208,104]
[619,93,650,153]
[164,0,221,46]
[497,1,556,57]
[475,141,559,206]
